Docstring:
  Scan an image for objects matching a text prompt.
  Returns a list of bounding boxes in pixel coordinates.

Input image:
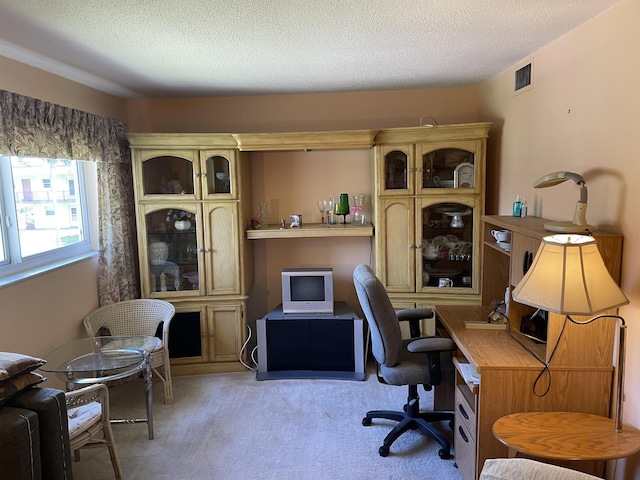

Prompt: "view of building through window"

[1,156,91,273]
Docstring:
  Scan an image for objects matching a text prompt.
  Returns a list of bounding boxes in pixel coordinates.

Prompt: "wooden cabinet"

[482,215,623,352]
[438,215,623,480]
[372,123,491,308]
[129,133,254,374]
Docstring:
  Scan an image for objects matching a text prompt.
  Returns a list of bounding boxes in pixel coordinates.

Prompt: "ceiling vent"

[515,62,532,93]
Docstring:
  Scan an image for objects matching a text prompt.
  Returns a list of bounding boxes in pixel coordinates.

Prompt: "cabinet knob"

[416,244,423,249]
[205,248,212,253]
[194,173,200,179]
[202,173,207,178]
[197,248,204,253]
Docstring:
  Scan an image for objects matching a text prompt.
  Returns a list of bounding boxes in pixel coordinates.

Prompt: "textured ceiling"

[0,0,621,99]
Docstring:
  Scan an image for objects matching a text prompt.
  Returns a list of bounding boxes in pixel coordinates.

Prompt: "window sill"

[0,250,98,289]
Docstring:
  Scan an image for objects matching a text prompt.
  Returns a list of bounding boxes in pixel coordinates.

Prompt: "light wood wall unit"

[127,124,493,373]
[438,215,623,480]
[129,133,254,375]
[372,123,492,309]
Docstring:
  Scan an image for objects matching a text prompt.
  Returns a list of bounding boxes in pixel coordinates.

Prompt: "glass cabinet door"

[378,145,413,196]
[419,144,476,192]
[419,200,477,290]
[142,205,201,296]
[139,152,196,199]
[201,150,236,200]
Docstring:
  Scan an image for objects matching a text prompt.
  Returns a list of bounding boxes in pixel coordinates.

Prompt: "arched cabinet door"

[418,197,479,292]
[134,150,198,201]
[376,197,415,293]
[200,150,237,200]
[139,203,203,298]
[204,202,240,296]
[377,144,414,197]
[418,141,479,194]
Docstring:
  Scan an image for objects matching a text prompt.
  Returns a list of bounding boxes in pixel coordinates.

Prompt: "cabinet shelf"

[246,222,374,239]
[484,240,511,256]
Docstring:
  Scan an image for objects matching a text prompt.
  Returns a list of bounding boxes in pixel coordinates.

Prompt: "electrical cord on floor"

[239,324,258,370]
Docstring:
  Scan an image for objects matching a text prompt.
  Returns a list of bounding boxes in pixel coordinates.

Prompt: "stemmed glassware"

[317,199,328,225]
[317,198,334,226]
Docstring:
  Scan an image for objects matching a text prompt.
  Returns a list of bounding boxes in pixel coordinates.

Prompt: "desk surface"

[493,412,640,461]
[436,305,542,371]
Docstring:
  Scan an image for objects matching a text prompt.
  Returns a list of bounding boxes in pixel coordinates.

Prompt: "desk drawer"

[455,383,477,440]
[455,420,477,480]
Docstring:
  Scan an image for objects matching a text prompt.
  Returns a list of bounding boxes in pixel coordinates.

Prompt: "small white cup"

[438,278,453,288]
[491,229,511,242]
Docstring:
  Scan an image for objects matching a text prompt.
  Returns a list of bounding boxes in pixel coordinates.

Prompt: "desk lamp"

[534,171,595,233]
[512,234,629,432]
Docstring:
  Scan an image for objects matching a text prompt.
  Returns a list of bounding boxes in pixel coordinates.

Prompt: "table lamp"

[512,234,629,432]
[533,171,595,233]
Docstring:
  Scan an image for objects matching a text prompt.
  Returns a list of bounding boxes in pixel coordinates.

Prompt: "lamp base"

[544,220,595,234]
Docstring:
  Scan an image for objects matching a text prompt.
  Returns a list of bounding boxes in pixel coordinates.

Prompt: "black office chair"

[353,264,455,458]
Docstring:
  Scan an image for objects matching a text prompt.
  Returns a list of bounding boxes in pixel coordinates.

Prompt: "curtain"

[0,89,139,304]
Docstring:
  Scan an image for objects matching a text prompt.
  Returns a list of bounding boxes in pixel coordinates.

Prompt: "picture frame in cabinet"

[454,162,474,188]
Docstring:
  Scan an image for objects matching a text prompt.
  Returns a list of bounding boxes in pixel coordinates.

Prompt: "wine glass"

[325,197,335,226]
[317,199,328,225]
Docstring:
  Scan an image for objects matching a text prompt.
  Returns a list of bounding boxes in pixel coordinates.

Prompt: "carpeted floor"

[71,368,462,479]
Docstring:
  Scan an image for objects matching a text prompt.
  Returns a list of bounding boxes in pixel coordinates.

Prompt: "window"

[0,156,95,280]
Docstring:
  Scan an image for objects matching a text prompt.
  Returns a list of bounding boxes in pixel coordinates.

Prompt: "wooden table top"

[493,412,640,461]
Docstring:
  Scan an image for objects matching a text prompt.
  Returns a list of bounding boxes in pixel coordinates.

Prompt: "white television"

[281,267,334,315]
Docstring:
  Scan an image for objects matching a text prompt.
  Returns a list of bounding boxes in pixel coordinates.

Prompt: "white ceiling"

[0,0,621,99]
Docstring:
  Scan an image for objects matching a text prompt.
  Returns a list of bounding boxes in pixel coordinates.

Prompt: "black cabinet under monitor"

[256,302,366,381]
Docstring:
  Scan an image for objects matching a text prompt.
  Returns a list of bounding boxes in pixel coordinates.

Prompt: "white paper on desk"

[458,363,480,384]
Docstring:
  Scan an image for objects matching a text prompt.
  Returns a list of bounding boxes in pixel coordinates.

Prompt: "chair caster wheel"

[362,417,372,426]
[438,449,451,459]
[379,445,389,457]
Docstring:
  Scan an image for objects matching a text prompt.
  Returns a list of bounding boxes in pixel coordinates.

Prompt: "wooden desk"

[493,412,640,461]
[436,305,614,480]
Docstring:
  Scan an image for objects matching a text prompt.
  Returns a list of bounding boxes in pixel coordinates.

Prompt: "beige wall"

[2,2,638,474]
[0,57,128,365]
[479,0,640,477]
[126,86,479,133]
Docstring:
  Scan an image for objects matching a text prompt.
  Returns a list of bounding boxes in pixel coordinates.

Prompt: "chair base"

[362,386,454,458]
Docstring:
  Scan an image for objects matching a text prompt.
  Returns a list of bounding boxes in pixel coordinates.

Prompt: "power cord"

[239,324,258,371]
[506,310,569,397]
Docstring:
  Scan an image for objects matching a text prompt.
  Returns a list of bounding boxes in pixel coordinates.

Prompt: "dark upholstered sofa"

[1,387,73,479]
[1,352,73,480]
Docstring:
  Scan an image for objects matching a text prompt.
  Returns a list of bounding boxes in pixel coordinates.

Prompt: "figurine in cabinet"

[159,174,183,194]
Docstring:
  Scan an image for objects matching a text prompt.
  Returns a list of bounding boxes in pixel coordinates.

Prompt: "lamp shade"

[512,234,629,315]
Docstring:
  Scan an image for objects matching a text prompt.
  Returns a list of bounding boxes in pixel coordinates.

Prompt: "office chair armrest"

[396,308,434,337]
[396,308,434,322]
[406,337,456,353]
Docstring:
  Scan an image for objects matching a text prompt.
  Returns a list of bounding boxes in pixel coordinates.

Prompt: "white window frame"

[0,156,98,286]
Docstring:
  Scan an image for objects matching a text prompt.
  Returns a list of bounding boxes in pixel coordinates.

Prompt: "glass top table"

[42,335,161,439]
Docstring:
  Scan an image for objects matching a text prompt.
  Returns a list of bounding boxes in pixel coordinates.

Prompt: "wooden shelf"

[233,130,378,151]
[246,222,374,239]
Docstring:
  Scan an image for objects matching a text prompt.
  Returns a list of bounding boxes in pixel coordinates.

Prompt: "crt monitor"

[281,267,333,314]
